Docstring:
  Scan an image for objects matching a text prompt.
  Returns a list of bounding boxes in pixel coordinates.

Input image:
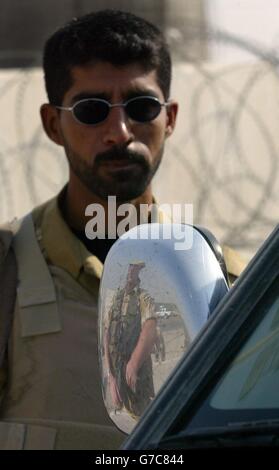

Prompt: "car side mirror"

[98,224,228,434]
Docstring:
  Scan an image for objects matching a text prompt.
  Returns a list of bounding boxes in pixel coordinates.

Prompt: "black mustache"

[95,147,147,166]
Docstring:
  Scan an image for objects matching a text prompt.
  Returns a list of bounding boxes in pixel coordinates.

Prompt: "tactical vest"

[0,214,124,449]
[108,288,154,418]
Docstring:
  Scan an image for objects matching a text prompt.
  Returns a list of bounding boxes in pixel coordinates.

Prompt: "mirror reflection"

[100,261,187,432]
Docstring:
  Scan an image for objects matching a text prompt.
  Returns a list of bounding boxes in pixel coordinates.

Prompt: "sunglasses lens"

[126,97,162,122]
[73,100,109,125]
[72,97,163,125]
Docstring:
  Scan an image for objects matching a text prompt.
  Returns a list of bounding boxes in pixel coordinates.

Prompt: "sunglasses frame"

[55,95,170,126]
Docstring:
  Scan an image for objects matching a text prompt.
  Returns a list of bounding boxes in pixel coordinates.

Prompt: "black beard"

[65,144,164,202]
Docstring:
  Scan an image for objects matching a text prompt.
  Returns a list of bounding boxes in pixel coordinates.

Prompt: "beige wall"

[0,61,278,259]
[154,61,279,258]
[0,0,205,67]
[0,69,67,219]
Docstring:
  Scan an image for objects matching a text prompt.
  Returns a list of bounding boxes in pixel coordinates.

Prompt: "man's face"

[44,61,177,202]
[126,266,142,291]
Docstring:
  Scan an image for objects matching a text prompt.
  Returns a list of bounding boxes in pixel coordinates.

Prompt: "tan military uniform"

[0,192,125,449]
[107,286,156,418]
[0,189,246,449]
[222,245,247,285]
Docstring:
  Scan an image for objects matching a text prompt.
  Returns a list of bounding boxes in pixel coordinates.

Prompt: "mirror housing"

[98,224,228,433]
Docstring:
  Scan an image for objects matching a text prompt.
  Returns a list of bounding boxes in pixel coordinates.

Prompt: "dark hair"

[43,9,172,105]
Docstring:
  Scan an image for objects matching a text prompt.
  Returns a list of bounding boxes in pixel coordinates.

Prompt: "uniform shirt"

[107,285,156,418]
[0,190,124,449]
[0,188,246,448]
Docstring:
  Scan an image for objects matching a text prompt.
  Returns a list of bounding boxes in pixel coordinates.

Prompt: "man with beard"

[0,9,178,450]
[0,10,245,449]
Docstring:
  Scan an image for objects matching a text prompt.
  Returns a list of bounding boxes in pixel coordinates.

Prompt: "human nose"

[102,106,133,146]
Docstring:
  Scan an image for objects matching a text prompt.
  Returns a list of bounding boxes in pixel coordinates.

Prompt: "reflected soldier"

[104,261,157,418]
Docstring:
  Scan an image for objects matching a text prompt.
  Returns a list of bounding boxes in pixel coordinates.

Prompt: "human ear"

[165,100,178,138]
[40,103,64,146]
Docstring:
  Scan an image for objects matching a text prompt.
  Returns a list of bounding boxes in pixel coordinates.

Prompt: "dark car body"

[123,225,279,449]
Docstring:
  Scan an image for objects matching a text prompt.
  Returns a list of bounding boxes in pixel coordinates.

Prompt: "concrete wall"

[154,61,279,258]
[0,1,279,259]
[1,60,278,259]
[0,0,205,66]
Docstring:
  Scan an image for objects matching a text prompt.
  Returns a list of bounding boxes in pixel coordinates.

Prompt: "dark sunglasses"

[55,96,169,126]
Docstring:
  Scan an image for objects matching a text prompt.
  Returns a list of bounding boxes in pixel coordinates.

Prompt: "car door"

[123,225,279,449]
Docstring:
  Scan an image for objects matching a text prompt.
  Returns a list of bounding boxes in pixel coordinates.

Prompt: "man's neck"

[62,176,154,233]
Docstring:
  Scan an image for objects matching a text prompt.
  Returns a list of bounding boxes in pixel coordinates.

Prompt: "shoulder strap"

[12,213,61,338]
[0,224,17,366]
[0,210,63,369]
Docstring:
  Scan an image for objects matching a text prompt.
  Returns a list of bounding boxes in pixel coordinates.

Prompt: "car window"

[186,277,279,431]
[211,295,279,411]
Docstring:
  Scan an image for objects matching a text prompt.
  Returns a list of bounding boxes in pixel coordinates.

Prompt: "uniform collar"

[33,189,102,280]
[33,187,167,282]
